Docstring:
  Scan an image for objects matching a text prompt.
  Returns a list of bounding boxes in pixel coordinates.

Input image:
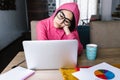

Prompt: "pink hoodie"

[36,2,83,55]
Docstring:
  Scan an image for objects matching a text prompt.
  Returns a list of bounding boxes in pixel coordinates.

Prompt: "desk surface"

[2,48,120,80]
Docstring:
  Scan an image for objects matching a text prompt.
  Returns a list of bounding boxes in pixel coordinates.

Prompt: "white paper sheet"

[0,66,35,80]
[72,68,92,80]
[72,62,120,80]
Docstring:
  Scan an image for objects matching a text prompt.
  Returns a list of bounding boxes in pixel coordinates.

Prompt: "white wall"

[101,0,112,21]
[0,0,28,50]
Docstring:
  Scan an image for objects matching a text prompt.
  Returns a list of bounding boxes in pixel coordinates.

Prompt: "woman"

[36,2,83,55]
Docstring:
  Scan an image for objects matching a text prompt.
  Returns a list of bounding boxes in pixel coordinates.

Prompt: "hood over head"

[52,2,80,27]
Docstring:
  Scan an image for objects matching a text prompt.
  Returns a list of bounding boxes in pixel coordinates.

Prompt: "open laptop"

[22,40,78,70]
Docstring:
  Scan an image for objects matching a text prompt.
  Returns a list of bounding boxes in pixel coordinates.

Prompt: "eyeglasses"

[56,11,72,26]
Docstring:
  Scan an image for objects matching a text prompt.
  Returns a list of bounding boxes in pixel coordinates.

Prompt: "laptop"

[22,40,78,70]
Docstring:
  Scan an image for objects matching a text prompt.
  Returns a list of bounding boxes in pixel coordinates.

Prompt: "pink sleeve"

[36,21,48,40]
[66,31,83,55]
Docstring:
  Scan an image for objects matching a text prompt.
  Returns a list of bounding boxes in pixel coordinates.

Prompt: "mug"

[86,44,98,60]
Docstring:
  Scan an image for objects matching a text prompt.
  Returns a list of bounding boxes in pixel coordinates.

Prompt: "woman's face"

[53,10,73,29]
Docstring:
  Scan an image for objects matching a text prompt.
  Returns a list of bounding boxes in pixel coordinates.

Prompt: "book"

[0,66,35,80]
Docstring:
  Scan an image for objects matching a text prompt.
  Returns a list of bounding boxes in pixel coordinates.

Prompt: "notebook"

[22,40,78,70]
[0,66,35,80]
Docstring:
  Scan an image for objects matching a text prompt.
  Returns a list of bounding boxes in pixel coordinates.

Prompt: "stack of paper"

[72,62,120,80]
[0,66,35,80]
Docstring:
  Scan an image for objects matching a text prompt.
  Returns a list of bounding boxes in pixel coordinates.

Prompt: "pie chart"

[94,69,115,79]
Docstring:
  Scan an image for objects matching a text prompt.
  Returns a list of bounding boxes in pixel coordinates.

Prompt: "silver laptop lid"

[22,40,78,70]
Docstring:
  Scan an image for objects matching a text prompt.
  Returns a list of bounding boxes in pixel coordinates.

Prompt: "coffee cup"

[86,44,98,60]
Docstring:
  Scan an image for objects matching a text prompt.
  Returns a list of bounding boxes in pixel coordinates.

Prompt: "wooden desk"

[2,48,120,80]
[78,48,120,67]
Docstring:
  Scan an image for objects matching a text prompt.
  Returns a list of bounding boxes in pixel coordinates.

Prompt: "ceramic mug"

[86,44,98,60]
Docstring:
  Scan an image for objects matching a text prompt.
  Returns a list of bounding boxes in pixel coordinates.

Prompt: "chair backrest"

[77,25,90,49]
[30,21,38,40]
[90,21,120,48]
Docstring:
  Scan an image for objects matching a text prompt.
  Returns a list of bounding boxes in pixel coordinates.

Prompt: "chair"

[77,25,90,49]
[30,21,38,40]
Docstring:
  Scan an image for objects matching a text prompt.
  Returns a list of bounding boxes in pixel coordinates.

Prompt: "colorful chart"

[94,69,115,79]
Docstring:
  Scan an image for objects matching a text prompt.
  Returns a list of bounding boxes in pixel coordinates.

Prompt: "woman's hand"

[63,26,71,35]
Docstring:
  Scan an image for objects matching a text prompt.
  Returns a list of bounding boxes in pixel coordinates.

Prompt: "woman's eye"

[60,14,64,19]
[65,20,69,23]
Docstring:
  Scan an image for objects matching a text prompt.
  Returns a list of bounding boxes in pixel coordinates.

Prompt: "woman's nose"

[59,19,65,24]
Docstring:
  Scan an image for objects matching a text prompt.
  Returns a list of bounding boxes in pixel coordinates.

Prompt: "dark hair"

[69,14,76,32]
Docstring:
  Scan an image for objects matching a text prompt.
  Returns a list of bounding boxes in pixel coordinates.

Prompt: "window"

[77,0,98,25]
[0,0,16,10]
[56,0,98,25]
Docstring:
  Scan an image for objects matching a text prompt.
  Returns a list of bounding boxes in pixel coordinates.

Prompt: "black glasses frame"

[56,11,72,26]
